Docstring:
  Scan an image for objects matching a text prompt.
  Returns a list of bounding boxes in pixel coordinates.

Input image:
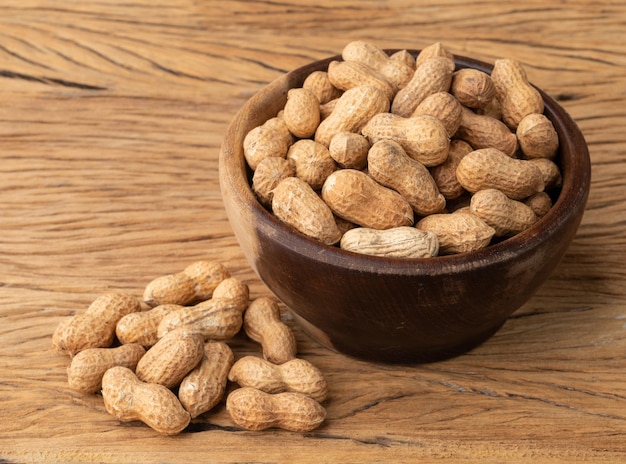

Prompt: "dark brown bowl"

[219,51,591,363]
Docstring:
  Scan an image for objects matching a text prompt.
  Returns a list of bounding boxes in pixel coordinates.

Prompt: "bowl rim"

[220,50,591,277]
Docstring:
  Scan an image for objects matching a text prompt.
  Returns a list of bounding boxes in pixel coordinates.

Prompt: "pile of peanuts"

[245,41,562,258]
[52,261,327,435]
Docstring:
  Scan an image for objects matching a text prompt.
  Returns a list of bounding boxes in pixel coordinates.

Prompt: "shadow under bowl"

[219,51,591,363]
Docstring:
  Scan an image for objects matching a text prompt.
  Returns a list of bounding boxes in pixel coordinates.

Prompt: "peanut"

[327,59,395,101]
[156,298,244,341]
[102,366,191,435]
[516,113,559,159]
[52,293,141,357]
[135,330,204,388]
[302,70,342,104]
[340,226,439,259]
[271,176,342,245]
[456,105,518,156]
[282,88,320,138]
[115,303,180,347]
[243,116,293,170]
[314,85,390,147]
[412,91,463,137]
[226,387,326,432]
[178,341,234,418]
[390,49,416,69]
[143,260,230,307]
[391,56,455,117]
[361,113,450,167]
[416,211,496,254]
[450,68,496,109]
[456,148,545,200]
[251,156,296,207]
[287,139,337,190]
[328,131,370,170]
[470,188,538,236]
[367,139,445,216]
[212,277,250,313]
[244,297,297,365]
[528,158,562,190]
[321,169,414,230]
[415,42,454,67]
[67,344,145,394]
[524,191,553,218]
[229,356,328,403]
[491,58,544,129]
[430,139,473,200]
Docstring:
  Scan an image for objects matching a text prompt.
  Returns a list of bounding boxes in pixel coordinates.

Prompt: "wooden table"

[1,1,625,462]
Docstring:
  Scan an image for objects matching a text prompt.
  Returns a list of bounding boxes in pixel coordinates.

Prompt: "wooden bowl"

[219,51,591,363]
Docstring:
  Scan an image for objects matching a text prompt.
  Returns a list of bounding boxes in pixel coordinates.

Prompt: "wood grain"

[1,1,625,462]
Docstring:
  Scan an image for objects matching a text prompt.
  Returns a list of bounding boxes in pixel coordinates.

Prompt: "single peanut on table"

[229,356,328,403]
[53,293,141,357]
[102,366,191,435]
[226,387,326,432]
[244,297,297,365]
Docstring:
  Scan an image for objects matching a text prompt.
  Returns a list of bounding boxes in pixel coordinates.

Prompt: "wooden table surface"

[1,1,625,462]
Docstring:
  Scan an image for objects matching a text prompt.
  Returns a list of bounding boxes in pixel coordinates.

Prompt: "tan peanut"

[328,131,370,170]
[302,70,342,104]
[229,356,328,403]
[491,58,544,128]
[412,91,463,137]
[135,330,204,388]
[243,117,293,170]
[416,211,496,254]
[430,139,473,200]
[251,156,296,207]
[391,56,455,117]
[321,169,414,230]
[470,189,538,236]
[67,344,145,394]
[327,59,395,101]
[450,68,496,109]
[287,139,337,190]
[115,303,180,347]
[156,298,244,341]
[517,113,559,159]
[244,297,297,365]
[455,105,518,156]
[212,277,250,313]
[178,341,234,418]
[143,260,230,307]
[271,176,342,245]
[102,366,191,435]
[390,49,416,69]
[528,158,562,190]
[282,88,320,138]
[456,148,545,200]
[361,113,450,167]
[226,387,326,432]
[415,42,454,67]
[524,192,553,218]
[315,85,390,147]
[319,97,338,120]
[52,293,141,357]
[340,226,439,259]
[367,139,446,215]
[476,95,503,120]
[341,40,414,91]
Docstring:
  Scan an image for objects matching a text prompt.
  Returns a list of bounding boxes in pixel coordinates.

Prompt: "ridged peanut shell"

[456,106,518,156]
[287,139,337,190]
[244,297,297,365]
[416,211,496,255]
[115,303,181,347]
[412,91,463,137]
[327,60,395,101]
[430,139,473,200]
[243,117,293,170]
[328,131,370,169]
[415,42,454,67]
[470,188,538,236]
[283,88,320,138]
[516,113,559,159]
[252,156,296,207]
[340,226,439,259]
[450,68,496,109]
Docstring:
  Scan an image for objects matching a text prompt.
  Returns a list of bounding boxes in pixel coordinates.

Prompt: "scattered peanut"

[244,297,297,365]
[115,303,180,347]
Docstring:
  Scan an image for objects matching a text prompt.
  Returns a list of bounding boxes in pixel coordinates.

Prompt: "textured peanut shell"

[52,293,142,357]
[287,139,337,190]
[182,260,231,303]
[391,56,455,117]
[283,88,320,139]
[528,158,562,190]
[243,117,293,170]
[67,344,146,394]
[328,131,370,169]
[455,106,518,156]
[367,139,445,216]
[115,303,181,347]
[226,387,326,432]
[271,176,342,246]
[321,169,414,229]
[244,297,297,365]
[450,68,496,109]
[102,366,191,435]
[143,273,196,307]
[178,341,234,418]
[412,91,463,137]
[327,59,395,101]
[491,58,544,129]
[340,226,439,259]
[415,42,454,67]
[362,113,450,167]
[416,211,496,255]
[135,330,204,388]
[470,188,538,236]
[524,191,553,218]
[212,277,250,313]
[251,156,296,207]
[315,85,389,147]
[389,49,416,69]
[430,139,473,200]
[516,113,559,159]
[229,356,328,403]
[456,147,545,200]
[302,70,342,104]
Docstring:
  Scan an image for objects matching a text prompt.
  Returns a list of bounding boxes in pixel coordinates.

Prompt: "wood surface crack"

[0,69,106,90]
